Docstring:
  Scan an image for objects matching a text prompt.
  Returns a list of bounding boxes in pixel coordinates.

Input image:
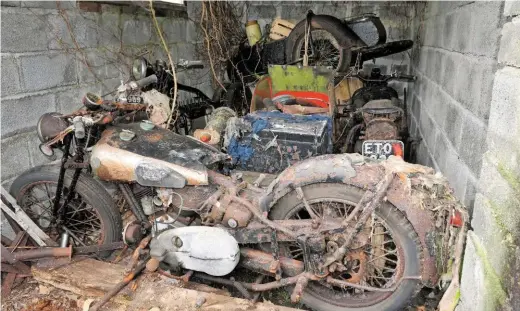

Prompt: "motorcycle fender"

[259,153,440,287]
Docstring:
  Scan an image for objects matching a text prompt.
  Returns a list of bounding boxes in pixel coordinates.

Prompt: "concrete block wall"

[409,2,520,310]
[0,1,211,185]
[408,1,503,209]
[457,10,520,311]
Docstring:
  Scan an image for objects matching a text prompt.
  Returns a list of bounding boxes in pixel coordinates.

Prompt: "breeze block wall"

[457,4,520,311]
[410,1,520,310]
[409,1,503,208]
[0,1,210,185]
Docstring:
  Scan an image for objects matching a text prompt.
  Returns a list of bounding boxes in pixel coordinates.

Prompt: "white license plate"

[362,140,404,160]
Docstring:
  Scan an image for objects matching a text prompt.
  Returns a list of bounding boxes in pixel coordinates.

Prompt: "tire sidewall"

[269,182,421,311]
[9,166,122,254]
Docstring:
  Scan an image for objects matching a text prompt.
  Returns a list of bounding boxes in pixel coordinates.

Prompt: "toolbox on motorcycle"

[224,112,332,174]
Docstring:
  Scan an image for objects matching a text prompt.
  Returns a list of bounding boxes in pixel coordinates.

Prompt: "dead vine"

[149,0,178,128]
[194,1,245,89]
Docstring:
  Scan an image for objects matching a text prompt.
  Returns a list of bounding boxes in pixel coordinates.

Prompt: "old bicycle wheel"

[9,165,122,257]
[269,183,421,311]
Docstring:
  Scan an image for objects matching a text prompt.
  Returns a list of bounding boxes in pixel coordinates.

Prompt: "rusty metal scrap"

[239,248,304,277]
[0,242,125,263]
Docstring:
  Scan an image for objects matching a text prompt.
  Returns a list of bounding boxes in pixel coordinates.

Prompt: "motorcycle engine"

[361,99,402,141]
[149,226,240,276]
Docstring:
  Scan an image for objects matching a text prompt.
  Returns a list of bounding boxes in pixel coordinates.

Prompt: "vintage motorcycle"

[335,67,417,161]
[10,72,464,311]
[132,57,252,132]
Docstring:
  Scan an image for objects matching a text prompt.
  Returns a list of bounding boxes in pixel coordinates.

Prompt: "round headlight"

[132,58,148,80]
[36,112,69,144]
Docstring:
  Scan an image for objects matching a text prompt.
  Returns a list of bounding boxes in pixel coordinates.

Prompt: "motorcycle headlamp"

[36,112,69,144]
[132,57,148,80]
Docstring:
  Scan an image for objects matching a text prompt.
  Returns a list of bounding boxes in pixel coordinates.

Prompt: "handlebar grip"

[73,119,85,139]
[397,73,416,81]
[186,60,204,69]
[135,74,158,88]
[179,59,204,69]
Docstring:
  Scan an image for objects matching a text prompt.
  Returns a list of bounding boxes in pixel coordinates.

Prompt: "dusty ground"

[2,276,441,311]
[2,280,81,311]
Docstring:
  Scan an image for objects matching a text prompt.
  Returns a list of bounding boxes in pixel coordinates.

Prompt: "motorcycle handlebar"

[395,73,416,81]
[135,74,158,88]
[178,59,204,69]
[355,72,416,83]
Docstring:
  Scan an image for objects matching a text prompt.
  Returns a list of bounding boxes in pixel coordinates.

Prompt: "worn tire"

[269,182,421,311]
[285,15,363,73]
[9,165,122,257]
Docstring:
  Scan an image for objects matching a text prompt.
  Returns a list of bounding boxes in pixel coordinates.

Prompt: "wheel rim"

[280,197,405,308]
[17,181,105,247]
[294,30,342,69]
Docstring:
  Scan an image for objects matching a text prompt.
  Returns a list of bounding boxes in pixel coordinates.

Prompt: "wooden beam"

[33,258,298,310]
[1,187,57,246]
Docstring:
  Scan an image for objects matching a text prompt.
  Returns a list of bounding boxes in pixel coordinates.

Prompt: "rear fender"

[259,153,440,287]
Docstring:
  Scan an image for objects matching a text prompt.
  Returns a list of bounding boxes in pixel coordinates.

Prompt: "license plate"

[362,140,404,160]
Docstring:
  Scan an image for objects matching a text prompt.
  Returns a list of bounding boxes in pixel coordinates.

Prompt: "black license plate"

[362,140,404,160]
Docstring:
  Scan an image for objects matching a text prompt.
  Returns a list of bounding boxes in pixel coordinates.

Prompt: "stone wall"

[0,1,210,185]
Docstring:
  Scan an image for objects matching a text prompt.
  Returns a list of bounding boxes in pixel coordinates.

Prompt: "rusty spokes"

[298,30,341,69]
[19,182,103,246]
[283,199,400,294]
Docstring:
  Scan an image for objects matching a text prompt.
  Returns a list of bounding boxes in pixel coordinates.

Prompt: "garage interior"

[1,1,519,310]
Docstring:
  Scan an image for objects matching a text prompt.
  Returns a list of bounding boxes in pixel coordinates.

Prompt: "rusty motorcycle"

[10,73,465,311]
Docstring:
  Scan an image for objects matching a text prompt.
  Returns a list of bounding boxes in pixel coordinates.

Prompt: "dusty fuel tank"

[90,123,229,187]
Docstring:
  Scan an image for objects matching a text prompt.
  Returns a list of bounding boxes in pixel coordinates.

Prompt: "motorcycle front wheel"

[269,182,421,311]
[9,165,122,257]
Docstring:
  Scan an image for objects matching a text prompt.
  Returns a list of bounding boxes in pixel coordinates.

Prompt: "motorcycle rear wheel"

[269,182,421,311]
[9,165,122,257]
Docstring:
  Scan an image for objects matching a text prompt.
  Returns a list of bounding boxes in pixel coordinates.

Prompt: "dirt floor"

[2,275,442,311]
[2,246,441,311]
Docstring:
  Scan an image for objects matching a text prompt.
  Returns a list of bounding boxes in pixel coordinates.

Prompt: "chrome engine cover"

[149,226,240,276]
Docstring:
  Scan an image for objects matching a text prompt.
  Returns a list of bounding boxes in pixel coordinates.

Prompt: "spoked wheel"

[285,15,363,73]
[294,30,342,69]
[269,183,421,311]
[9,166,122,256]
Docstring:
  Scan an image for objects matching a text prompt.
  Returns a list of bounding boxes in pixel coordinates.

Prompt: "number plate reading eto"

[362,140,404,160]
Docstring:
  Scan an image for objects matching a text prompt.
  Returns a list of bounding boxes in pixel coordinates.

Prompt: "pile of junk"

[2,12,467,311]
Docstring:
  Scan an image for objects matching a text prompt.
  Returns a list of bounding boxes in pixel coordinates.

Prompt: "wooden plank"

[33,258,298,311]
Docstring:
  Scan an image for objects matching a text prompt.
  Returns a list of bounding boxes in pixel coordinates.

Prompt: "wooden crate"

[269,18,295,40]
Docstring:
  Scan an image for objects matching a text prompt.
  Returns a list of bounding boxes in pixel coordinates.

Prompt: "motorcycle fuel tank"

[90,123,229,187]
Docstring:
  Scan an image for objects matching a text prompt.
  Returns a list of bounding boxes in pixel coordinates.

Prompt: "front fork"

[51,133,88,242]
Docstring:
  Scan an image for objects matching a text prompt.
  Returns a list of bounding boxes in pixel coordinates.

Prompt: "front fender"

[260,153,445,287]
